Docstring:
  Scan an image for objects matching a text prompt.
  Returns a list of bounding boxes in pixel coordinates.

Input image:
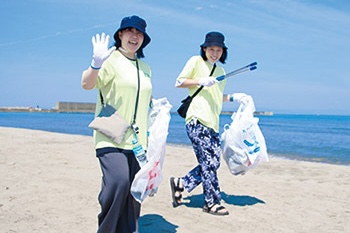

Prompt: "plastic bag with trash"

[221,95,268,175]
[130,98,172,203]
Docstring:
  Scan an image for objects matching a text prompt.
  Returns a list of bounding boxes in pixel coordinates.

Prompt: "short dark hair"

[114,28,146,58]
[200,47,227,64]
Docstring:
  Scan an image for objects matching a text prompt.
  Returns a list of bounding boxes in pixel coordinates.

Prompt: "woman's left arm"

[223,94,233,102]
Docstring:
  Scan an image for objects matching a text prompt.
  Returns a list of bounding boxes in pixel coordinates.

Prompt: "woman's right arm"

[175,77,218,88]
[81,32,115,90]
[175,78,200,88]
[81,67,99,90]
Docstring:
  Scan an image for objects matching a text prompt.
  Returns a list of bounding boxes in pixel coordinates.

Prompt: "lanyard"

[131,59,141,134]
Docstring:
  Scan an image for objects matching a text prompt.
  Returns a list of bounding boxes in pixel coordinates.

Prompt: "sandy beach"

[0,126,349,233]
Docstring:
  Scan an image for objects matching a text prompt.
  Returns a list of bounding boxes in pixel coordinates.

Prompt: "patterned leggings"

[182,118,222,206]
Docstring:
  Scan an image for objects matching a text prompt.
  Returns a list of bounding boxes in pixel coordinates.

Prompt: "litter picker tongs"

[216,62,257,81]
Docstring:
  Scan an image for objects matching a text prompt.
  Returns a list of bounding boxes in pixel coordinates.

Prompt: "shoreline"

[0,107,274,116]
[0,127,349,232]
[0,125,349,166]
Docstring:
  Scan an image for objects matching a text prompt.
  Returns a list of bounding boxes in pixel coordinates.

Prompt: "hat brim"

[200,42,227,49]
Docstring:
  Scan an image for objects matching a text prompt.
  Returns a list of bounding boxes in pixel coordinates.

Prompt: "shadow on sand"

[139,214,178,233]
[182,191,265,208]
[139,192,264,232]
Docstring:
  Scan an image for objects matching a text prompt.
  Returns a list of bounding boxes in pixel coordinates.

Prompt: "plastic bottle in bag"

[132,138,148,167]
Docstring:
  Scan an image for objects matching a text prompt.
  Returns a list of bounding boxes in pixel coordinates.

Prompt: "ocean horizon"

[1,111,349,166]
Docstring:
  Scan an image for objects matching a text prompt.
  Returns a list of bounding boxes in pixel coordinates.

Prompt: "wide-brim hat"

[113,15,151,49]
[200,31,227,49]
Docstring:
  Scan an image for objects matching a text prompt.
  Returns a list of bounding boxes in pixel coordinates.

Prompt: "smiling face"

[118,27,144,58]
[203,46,223,64]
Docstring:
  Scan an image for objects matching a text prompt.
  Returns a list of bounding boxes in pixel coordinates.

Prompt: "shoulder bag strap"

[98,59,141,132]
[191,63,216,98]
[99,91,105,105]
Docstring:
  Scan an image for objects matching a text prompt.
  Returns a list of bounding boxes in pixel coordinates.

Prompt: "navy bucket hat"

[200,31,227,49]
[113,15,151,49]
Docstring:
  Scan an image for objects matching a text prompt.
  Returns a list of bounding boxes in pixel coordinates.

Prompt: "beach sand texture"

[0,127,349,233]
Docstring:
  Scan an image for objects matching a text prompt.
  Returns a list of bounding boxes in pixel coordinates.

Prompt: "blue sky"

[1,0,349,115]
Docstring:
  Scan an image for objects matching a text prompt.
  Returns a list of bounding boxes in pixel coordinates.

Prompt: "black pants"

[96,148,140,233]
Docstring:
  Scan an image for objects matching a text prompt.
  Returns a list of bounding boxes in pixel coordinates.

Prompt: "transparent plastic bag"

[130,98,172,203]
[221,96,268,175]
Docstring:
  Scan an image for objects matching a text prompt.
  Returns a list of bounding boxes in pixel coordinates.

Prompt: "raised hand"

[90,33,116,70]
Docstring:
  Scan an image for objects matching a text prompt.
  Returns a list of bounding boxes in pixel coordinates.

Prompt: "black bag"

[177,95,193,118]
[177,64,216,118]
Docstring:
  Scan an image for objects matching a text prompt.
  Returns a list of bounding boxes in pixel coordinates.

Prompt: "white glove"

[232,93,249,105]
[198,77,218,87]
[90,33,116,69]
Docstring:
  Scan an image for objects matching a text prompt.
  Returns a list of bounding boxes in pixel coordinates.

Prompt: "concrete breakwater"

[1,101,273,116]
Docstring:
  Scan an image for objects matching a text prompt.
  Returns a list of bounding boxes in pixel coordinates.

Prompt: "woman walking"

[170,31,248,216]
[82,15,152,232]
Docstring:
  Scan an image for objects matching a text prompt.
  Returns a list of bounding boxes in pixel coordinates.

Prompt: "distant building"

[220,111,273,116]
[55,102,96,113]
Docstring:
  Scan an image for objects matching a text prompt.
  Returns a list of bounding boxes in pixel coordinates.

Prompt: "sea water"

[0,112,349,165]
